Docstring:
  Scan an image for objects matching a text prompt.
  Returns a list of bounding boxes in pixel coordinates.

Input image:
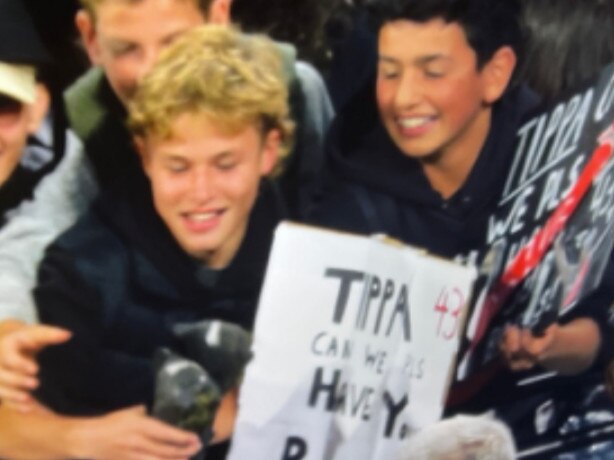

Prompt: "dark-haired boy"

[310,0,614,449]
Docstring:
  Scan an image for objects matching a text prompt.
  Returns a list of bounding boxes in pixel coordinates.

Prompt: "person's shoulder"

[64,67,106,103]
[271,41,327,90]
[272,41,298,85]
[49,199,125,266]
[63,67,109,141]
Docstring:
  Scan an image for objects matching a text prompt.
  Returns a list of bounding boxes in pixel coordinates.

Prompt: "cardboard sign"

[458,62,614,377]
[228,223,476,460]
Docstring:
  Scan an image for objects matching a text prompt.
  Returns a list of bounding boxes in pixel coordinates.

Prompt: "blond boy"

[31,25,292,460]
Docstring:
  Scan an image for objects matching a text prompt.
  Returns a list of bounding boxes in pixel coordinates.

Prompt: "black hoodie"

[311,79,540,261]
[34,177,286,416]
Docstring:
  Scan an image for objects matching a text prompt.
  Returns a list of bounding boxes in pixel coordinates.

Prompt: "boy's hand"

[0,320,71,411]
[500,323,558,371]
[72,405,202,460]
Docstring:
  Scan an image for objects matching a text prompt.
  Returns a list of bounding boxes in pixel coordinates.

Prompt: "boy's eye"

[422,62,447,79]
[214,152,239,171]
[109,43,138,57]
[216,160,237,171]
[167,161,188,173]
[378,64,399,80]
[380,71,399,80]
[424,69,445,79]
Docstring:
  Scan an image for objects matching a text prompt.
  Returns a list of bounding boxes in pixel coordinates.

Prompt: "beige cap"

[0,61,36,104]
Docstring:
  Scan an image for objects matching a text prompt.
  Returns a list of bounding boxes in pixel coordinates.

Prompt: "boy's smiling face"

[376,18,510,168]
[0,87,48,185]
[140,113,279,269]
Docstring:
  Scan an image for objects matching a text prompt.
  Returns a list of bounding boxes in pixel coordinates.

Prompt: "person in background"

[0,1,202,459]
[0,0,74,406]
[0,0,96,326]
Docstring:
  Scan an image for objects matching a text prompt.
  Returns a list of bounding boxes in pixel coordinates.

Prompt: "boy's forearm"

[0,402,85,460]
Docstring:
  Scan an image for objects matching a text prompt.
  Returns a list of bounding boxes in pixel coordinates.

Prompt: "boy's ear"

[482,45,517,104]
[27,85,50,135]
[260,129,281,176]
[133,136,151,175]
[207,0,232,24]
[75,9,101,65]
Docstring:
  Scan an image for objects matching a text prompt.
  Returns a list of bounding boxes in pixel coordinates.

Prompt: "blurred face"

[0,88,48,185]
[140,113,279,269]
[77,0,205,106]
[376,18,500,166]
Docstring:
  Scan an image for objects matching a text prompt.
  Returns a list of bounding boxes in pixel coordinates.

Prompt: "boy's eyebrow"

[378,55,399,65]
[415,54,450,65]
[159,152,188,161]
[159,150,237,161]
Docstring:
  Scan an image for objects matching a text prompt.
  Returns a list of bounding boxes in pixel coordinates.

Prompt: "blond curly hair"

[128,25,294,176]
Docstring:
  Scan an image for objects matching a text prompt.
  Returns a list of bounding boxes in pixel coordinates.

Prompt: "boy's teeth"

[190,212,216,222]
[399,117,429,128]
